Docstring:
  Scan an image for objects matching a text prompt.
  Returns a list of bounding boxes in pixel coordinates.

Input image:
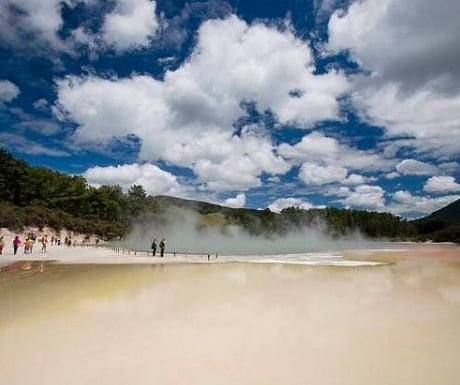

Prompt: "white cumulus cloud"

[0,0,72,49]
[102,0,159,52]
[328,0,460,91]
[279,131,393,172]
[424,176,460,194]
[343,173,366,185]
[55,15,349,192]
[83,163,185,197]
[0,0,159,54]
[385,172,400,180]
[299,163,348,185]
[390,190,460,215]
[395,159,438,176]
[353,86,460,156]
[327,0,460,158]
[340,185,385,210]
[224,193,246,208]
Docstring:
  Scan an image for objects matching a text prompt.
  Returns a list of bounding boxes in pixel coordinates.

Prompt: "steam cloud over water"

[121,207,372,255]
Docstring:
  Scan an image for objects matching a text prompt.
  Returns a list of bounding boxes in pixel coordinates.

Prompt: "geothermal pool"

[0,245,459,385]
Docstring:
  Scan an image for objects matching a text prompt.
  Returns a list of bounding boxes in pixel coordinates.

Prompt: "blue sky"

[0,0,459,217]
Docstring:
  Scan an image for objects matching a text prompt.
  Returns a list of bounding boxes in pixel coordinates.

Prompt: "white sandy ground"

[0,245,459,385]
[1,226,454,268]
[0,243,386,267]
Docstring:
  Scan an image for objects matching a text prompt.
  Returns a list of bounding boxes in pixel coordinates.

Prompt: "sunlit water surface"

[1,247,459,385]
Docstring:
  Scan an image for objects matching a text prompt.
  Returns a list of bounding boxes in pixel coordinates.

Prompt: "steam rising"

[121,207,371,255]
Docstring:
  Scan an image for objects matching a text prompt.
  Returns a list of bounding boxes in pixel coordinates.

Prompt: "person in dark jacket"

[159,238,166,257]
[151,238,157,256]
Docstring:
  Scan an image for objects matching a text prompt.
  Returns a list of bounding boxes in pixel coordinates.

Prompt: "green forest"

[0,149,458,242]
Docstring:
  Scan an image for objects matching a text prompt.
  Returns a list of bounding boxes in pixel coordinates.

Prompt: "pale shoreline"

[1,241,459,269]
[0,245,383,267]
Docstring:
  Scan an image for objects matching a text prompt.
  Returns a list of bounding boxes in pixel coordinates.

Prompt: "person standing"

[24,238,30,254]
[41,235,48,253]
[159,238,166,257]
[13,236,21,255]
[151,238,157,256]
[0,236,4,255]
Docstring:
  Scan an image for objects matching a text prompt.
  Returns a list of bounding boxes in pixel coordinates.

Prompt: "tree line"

[0,149,138,237]
[0,148,457,242]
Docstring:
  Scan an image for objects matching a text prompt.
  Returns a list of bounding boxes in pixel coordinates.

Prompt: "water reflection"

[0,261,47,275]
[150,264,165,274]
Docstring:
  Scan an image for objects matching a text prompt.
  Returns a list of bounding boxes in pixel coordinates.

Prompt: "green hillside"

[424,198,460,225]
[411,198,460,243]
[149,195,416,239]
[1,148,458,242]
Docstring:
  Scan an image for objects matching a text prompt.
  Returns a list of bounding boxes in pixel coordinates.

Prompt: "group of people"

[151,237,166,257]
[49,236,74,246]
[12,235,49,255]
[0,234,50,256]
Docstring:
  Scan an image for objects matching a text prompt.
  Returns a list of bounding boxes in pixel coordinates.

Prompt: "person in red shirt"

[13,236,21,255]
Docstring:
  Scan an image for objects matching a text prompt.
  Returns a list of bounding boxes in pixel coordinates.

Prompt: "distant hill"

[150,195,416,240]
[153,195,232,214]
[411,198,460,242]
[424,198,460,225]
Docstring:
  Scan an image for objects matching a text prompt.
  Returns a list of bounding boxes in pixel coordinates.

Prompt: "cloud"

[395,159,438,176]
[328,0,460,92]
[160,0,233,48]
[353,85,460,157]
[0,0,159,55]
[224,193,246,208]
[385,171,399,180]
[8,107,61,136]
[327,0,460,158]
[101,0,159,52]
[314,0,351,21]
[15,120,61,136]
[72,1,160,55]
[424,176,460,194]
[343,173,366,185]
[0,133,69,157]
[299,163,347,185]
[390,190,460,216]
[438,162,460,174]
[55,15,348,191]
[268,197,322,213]
[83,163,185,196]
[0,80,20,103]
[340,185,385,210]
[175,126,290,191]
[279,132,391,188]
[279,132,393,172]
[32,98,50,112]
[0,0,71,49]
